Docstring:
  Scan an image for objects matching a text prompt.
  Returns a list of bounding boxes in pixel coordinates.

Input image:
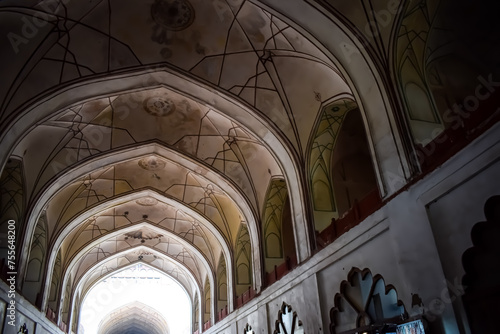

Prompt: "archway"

[80,264,190,334]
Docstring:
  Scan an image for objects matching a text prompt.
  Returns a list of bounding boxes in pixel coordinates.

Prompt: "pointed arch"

[22,210,48,307]
[308,98,380,247]
[47,249,62,320]
[308,98,358,231]
[69,248,200,333]
[0,157,25,272]
[261,178,297,282]
[97,302,170,334]
[204,275,212,326]
[216,253,228,320]
[194,292,200,333]
[235,224,253,296]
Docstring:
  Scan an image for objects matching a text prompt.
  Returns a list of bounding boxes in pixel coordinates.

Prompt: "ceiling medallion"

[151,0,195,31]
[138,156,166,171]
[143,96,176,117]
[136,197,158,206]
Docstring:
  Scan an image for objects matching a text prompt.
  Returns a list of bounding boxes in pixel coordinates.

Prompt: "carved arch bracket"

[330,268,407,334]
[274,301,305,334]
[244,323,255,334]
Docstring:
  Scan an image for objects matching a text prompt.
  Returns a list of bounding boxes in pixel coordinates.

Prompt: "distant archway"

[80,263,191,334]
[98,302,170,334]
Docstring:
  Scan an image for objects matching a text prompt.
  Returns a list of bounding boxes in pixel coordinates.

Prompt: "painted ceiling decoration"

[0,0,349,146]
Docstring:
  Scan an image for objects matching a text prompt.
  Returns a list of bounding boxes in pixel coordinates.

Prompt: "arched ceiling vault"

[60,224,217,310]
[14,87,283,209]
[30,148,258,310]
[6,67,320,285]
[0,0,373,275]
[38,152,252,249]
[48,193,234,322]
[38,187,237,313]
[66,247,205,329]
[77,251,199,308]
[0,0,411,200]
[22,142,259,239]
[61,223,214,295]
[16,79,312,288]
[44,188,233,279]
[0,0,414,331]
[98,302,170,334]
[59,199,228,272]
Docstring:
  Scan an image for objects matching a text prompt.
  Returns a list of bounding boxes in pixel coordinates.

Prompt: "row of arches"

[396,0,500,171]
[238,267,409,334]
[0,0,496,333]
[0,90,380,333]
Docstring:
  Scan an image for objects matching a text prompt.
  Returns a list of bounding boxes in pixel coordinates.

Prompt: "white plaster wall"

[427,161,500,285]
[205,124,499,334]
[425,148,500,334]
[0,280,63,334]
[1,111,498,334]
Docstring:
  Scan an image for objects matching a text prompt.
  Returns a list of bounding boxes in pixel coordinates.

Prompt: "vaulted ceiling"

[0,0,428,333]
